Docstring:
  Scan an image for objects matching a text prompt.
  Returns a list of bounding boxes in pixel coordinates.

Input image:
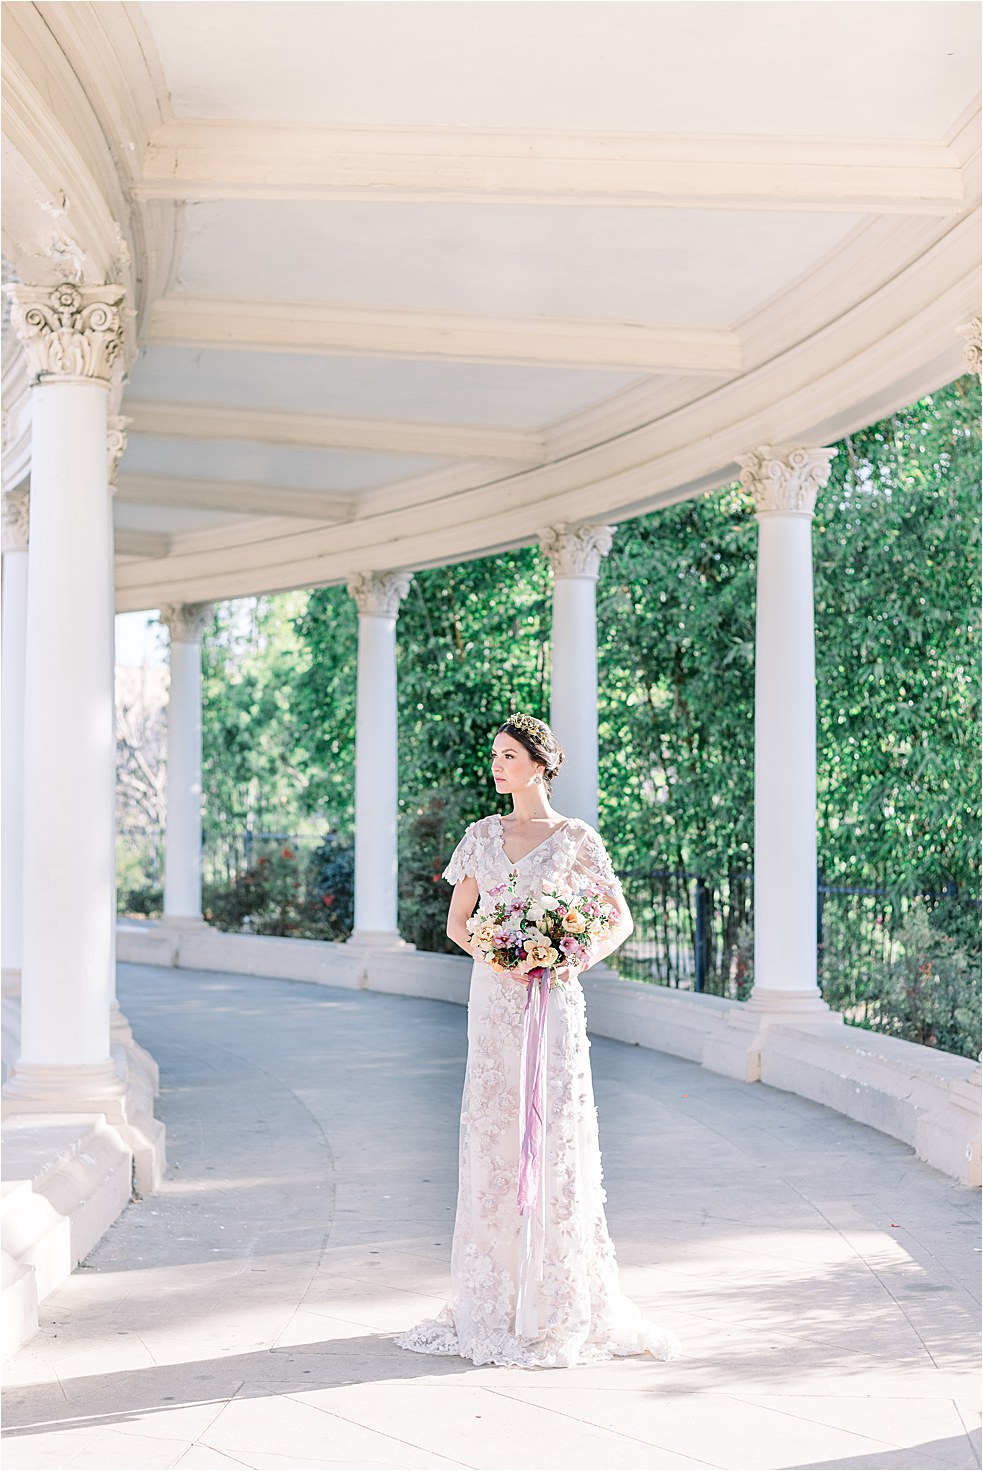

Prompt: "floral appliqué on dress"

[394,815,681,1370]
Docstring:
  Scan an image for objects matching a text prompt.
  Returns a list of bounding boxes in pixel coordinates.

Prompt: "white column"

[539,523,614,829]
[739,445,836,1015]
[3,281,126,1102]
[160,603,213,925]
[346,571,412,948]
[1,493,30,993]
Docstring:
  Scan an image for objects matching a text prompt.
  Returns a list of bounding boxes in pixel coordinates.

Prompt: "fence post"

[694,877,708,993]
[816,867,825,962]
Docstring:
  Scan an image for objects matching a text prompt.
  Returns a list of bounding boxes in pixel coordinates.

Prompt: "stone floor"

[2,963,980,1471]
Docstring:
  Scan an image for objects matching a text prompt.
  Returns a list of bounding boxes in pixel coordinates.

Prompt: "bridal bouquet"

[467,877,619,988]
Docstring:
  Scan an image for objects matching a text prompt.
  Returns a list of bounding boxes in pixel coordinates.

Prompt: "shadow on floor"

[1,1334,475,1439]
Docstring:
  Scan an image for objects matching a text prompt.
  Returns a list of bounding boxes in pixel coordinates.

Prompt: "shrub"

[202,836,354,941]
[398,789,475,953]
[118,885,163,917]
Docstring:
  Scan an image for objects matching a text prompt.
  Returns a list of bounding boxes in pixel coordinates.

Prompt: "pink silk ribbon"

[517,967,551,1216]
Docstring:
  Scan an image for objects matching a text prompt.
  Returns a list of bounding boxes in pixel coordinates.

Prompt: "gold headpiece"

[507,712,549,742]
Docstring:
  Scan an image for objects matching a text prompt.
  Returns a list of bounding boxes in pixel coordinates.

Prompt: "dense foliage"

[125,379,981,1054]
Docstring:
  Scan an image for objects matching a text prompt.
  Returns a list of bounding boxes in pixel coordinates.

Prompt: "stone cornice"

[8,283,126,385]
[738,446,837,518]
[159,602,214,644]
[347,571,413,619]
[2,493,30,554]
[539,523,615,579]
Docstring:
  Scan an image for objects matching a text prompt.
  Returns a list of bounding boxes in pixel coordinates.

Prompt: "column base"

[156,914,210,932]
[345,930,415,952]
[2,1057,165,1194]
[702,987,843,1083]
[110,1000,161,1096]
[743,986,840,1019]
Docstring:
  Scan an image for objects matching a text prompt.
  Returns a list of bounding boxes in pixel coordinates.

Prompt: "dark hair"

[497,715,566,787]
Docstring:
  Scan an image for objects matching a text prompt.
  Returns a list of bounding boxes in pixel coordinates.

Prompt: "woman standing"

[396,713,680,1369]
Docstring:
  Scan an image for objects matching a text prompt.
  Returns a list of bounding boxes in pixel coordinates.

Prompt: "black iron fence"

[615,867,980,1004]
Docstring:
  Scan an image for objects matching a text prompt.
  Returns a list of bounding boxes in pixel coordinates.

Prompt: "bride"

[396,713,681,1369]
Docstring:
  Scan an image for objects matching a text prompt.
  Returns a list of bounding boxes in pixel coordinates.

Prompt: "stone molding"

[957,315,981,376]
[106,415,131,490]
[2,493,30,554]
[540,522,615,580]
[738,445,837,518]
[7,282,126,386]
[347,570,412,619]
[160,601,214,644]
[141,119,964,214]
[150,296,741,376]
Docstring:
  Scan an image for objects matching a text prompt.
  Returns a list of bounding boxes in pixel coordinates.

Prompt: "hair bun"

[498,714,566,787]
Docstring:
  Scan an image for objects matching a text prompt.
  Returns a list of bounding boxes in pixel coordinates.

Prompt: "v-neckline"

[495,814,571,869]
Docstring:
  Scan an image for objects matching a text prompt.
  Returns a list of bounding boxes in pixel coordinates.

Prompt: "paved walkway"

[3,964,980,1471]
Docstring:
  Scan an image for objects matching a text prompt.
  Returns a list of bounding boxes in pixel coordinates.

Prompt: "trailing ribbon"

[515,967,551,1338]
[517,967,551,1215]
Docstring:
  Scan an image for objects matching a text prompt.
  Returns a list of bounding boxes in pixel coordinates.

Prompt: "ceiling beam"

[116,472,356,522]
[125,399,544,464]
[147,297,742,374]
[135,121,966,214]
[114,529,173,558]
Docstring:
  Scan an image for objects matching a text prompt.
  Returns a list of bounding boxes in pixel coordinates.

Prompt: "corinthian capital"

[738,445,836,518]
[957,316,982,377]
[107,415,131,489]
[347,570,413,618]
[1,492,30,554]
[160,602,214,644]
[539,522,615,580]
[7,282,126,385]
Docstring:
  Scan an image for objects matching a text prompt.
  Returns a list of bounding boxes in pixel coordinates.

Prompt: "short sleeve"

[442,822,480,884]
[570,824,620,896]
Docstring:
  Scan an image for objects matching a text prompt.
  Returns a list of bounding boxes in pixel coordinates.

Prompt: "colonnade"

[3,282,976,1114]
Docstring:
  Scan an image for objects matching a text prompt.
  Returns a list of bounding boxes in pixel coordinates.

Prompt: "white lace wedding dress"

[395,813,681,1370]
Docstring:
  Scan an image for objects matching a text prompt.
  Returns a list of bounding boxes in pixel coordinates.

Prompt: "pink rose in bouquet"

[467,876,620,987]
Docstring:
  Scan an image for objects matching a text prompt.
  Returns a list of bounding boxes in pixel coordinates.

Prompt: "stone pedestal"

[346,572,413,949]
[540,523,614,829]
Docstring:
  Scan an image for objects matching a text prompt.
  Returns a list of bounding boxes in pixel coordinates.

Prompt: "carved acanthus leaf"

[160,602,214,644]
[347,571,413,618]
[738,445,836,518]
[107,416,132,489]
[539,522,615,580]
[1,492,30,553]
[957,316,982,377]
[7,282,126,385]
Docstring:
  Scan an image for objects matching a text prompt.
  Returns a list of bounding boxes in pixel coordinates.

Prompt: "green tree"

[200,594,311,855]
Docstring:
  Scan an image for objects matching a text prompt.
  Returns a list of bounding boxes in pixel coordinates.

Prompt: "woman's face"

[491,734,543,794]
